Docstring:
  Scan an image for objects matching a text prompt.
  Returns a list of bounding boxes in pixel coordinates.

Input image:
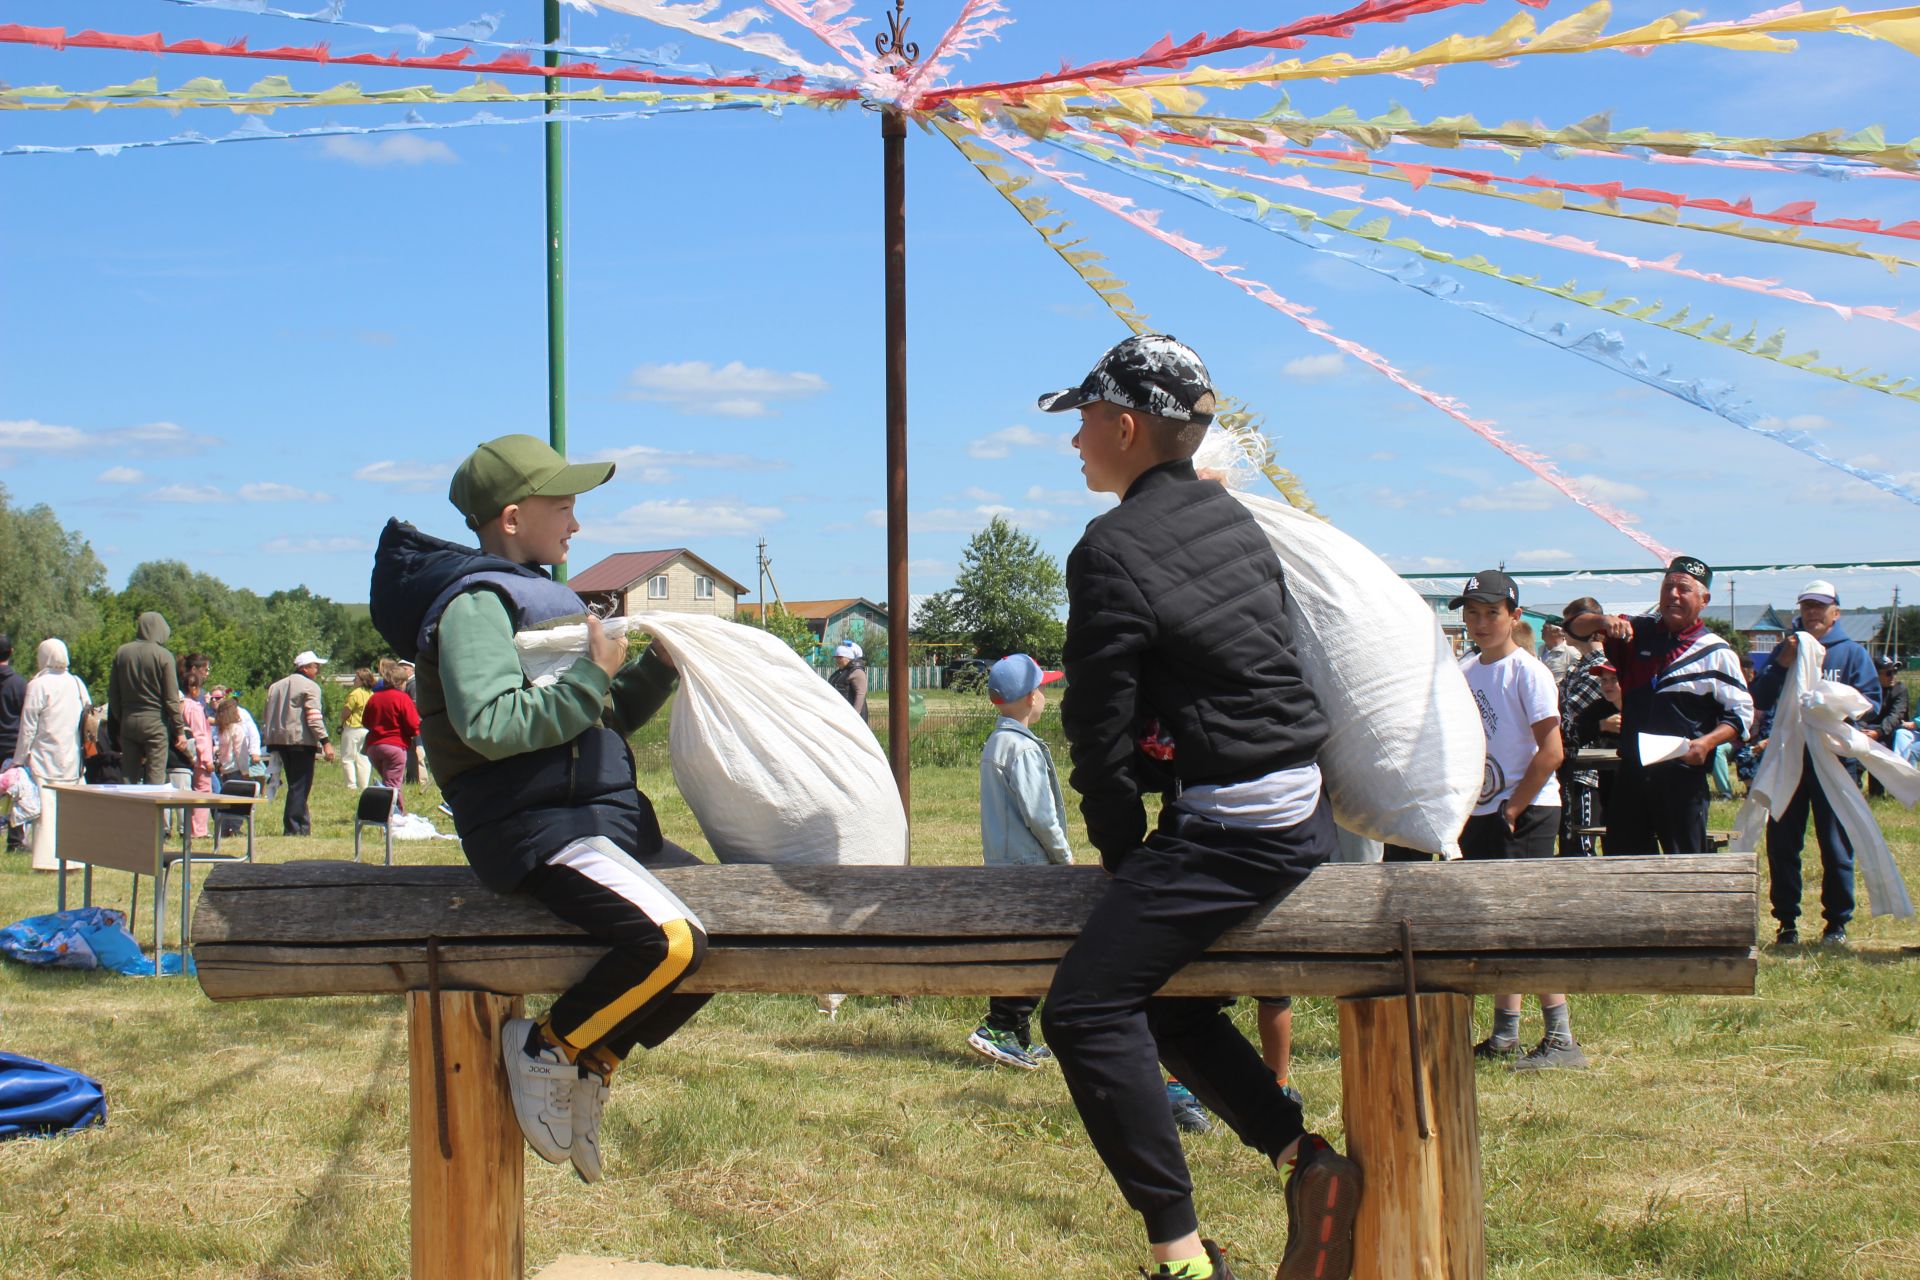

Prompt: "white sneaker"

[570,1066,610,1184]
[500,1017,573,1165]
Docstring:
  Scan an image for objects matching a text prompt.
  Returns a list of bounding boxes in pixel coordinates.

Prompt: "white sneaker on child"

[569,1065,610,1183]
[500,1017,573,1165]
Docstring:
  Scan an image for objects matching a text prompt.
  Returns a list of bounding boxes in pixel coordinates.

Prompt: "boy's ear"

[496,502,520,535]
[1114,409,1140,453]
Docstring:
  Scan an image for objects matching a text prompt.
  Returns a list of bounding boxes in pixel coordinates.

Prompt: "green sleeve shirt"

[436,591,674,761]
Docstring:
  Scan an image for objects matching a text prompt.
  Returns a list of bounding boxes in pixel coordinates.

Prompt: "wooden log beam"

[193,856,1757,1002]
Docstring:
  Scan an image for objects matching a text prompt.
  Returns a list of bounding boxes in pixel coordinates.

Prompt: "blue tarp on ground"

[0,1052,106,1139]
[0,906,192,975]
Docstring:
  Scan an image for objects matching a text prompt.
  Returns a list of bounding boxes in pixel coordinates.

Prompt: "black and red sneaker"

[1141,1238,1236,1279]
[1277,1135,1362,1280]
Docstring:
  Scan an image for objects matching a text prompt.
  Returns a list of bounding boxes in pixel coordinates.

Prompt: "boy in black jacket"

[1036,335,1361,1280]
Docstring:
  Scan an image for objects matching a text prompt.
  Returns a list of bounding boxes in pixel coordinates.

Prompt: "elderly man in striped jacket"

[1565,556,1753,855]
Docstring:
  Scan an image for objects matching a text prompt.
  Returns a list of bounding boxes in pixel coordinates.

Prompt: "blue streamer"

[0,98,784,159]
[1046,133,1920,510]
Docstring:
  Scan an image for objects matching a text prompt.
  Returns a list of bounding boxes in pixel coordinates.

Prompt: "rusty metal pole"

[882,105,911,823]
[875,0,918,830]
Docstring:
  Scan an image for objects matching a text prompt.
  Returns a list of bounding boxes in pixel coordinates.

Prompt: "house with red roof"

[568,550,748,620]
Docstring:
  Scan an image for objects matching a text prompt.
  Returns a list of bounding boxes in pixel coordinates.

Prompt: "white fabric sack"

[1732,632,1915,919]
[1225,489,1483,856]
[513,617,635,687]
[629,611,908,866]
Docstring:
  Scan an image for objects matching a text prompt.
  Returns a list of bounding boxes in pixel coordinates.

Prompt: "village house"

[738,597,890,652]
[568,549,748,620]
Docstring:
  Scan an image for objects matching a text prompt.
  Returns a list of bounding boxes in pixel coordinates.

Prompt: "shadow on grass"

[259,1017,404,1277]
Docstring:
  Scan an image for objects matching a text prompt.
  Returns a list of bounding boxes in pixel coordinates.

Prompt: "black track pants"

[521,836,710,1058]
[1041,799,1335,1243]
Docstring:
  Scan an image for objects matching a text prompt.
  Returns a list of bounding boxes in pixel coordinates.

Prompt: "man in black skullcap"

[1564,556,1754,854]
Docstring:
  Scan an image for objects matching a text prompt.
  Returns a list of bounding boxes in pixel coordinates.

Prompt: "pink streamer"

[974,127,1677,564]
[759,0,878,76]
[895,0,1013,106]
[1121,137,1920,333]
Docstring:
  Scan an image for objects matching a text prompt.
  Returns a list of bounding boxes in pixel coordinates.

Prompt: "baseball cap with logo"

[1448,569,1519,610]
[1037,334,1218,425]
[1798,579,1839,606]
[448,434,615,531]
[987,654,1063,705]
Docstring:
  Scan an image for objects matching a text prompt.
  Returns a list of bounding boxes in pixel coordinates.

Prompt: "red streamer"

[1101,118,1920,242]
[0,24,863,101]
[918,0,1497,108]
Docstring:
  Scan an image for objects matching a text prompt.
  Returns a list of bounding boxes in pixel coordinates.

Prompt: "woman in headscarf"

[15,638,91,872]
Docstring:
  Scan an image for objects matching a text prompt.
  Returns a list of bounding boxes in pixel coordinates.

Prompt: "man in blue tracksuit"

[1749,580,1880,947]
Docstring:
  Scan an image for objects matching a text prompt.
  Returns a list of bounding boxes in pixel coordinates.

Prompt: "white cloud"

[595,443,784,484]
[1367,450,1396,463]
[1755,413,1835,433]
[961,486,1001,503]
[583,499,786,540]
[1458,475,1647,512]
[240,482,333,503]
[625,360,828,418]
[1387,554,1459,572]
[1281,353,1346,380]
[1511,548,1576,565]
[97,466,146,484]
[320,134,457,167]
[1025,484,1117,510]
[146,484,232,505]
[1,418,217,459]
[262,536,374,554]
[355,459,451,492]
[967,424,1072,460]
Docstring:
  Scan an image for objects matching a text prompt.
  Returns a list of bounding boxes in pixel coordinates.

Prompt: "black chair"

[353,787,398,866]
[213,777,259,856]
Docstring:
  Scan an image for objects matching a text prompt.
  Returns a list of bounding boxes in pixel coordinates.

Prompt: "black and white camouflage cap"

[1036,334,1217,425]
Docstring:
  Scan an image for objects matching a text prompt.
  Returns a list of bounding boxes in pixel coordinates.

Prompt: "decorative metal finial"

[874,0,919,76]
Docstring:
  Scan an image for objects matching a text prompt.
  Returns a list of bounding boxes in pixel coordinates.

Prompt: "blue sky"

[2,0,1916,617]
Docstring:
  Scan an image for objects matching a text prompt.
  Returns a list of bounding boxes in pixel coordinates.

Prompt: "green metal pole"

[544,0,569,581]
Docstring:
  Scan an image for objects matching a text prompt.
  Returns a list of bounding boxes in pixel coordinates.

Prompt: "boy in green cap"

[368,434,708,1184]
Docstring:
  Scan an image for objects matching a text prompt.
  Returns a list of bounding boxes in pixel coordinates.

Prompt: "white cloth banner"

[1731,632,1915,920]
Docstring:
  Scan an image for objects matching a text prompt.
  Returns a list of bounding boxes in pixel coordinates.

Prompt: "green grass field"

[2,718,1917,1279]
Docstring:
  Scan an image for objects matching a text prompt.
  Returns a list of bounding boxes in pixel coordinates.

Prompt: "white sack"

[513,617,635,687]
[630,611,908,866]
[1226,489,1483,856]
[1732,632,1915,919]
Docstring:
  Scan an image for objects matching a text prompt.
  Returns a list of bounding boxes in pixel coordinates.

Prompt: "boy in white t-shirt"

[1450,570,1587,1071]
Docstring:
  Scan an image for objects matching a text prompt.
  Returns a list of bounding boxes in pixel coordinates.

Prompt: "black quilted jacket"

[1061,459,1328,867]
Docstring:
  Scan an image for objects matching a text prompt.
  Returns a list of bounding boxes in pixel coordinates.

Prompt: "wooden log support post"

[1341,994,1483,1280]
[408,990,524,1280]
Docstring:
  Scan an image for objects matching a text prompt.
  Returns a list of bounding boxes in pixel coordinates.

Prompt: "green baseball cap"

[448,434,614,530]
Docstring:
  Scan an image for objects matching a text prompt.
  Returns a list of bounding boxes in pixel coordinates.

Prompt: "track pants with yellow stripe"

[522,835,710,1057]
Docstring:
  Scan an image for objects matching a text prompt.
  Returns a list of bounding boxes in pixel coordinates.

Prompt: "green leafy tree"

[746,604,817,658]
[0,483,106,658]
[1873,606,1920,659]
[952,516,1067,664]
[910,589,968,664]
[1702,615,1741,651]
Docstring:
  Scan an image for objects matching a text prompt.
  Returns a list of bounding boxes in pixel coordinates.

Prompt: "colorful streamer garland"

[946,120,1681,561]
[1050,128,1920,403]
[8,0,1917,537]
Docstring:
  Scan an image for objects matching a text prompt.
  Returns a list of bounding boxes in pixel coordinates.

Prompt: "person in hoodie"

[107,612,187,787]
[1748,580,1881,947]
[367,434,706,1186]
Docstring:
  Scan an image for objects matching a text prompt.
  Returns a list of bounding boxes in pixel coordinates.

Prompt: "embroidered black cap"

[1449,569,1519,610]
[1667,555,1713,588]
[1037,333,1218,425]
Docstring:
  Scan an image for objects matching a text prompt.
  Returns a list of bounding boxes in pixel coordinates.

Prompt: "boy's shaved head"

[1135,408,1209,459]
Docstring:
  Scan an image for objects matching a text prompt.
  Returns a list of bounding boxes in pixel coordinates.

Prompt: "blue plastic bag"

[0,907,161,975]
[0,1052,106,1139]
